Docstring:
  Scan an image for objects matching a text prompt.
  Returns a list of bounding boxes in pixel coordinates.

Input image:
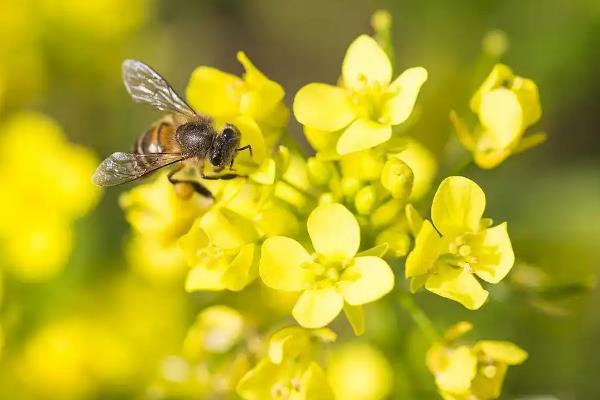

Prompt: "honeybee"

[93,59,252,198]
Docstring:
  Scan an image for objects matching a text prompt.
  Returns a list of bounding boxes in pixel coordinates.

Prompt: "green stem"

[398,294,440,343]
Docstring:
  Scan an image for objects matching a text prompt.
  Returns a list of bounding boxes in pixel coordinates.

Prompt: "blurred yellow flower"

[237,326,335,400]
[15,318,135,399]
[327,342,393,400]
[0,113,100,280]
[427,322,527,400]
[452,64,545,169]
[260,203,394,331]
[294,34,427,155]
[183,305,246,360]
[405,176,514,310]
[120,173,209,283]
[186,51,289,168]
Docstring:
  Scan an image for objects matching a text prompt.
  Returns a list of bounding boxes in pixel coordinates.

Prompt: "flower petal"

[473,222,514,284]
[259,236,312,291]
[292,288,344,328]
[431,176,486,235]
[185,262,227,292]
[478,88,523,149]
[425,264,489,310]
[342,35,392,89]
[473,341,528,365]
[343,303,365,336]
[337,118,392,155]
[236,358,283,400]
[427,344,477,393]
[470,64,514,112]
[302,362,335,400]
[341,256,394,305]
[385,67,428,125]
[405,220,443,278]
[308,203,360,260]
[186,66,241,119]
[221,243,257,291]
[293,83,355,131]
[512,77,541,128]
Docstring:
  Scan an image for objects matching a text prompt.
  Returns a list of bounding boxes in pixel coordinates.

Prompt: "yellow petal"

[473,341,528,365]
[429,345,477,393]
[222,243,257,291]
[268,327,310,364]
[342,35,392,89]
[512,76,542,127]
[473,145,511,169]
[293,83,355,131]
[237,51,285,121]
[405,220,443,278]
[304,126,342,153]
[432,176,486,235]
[425,264,489,310]
[470,64,514,112]
[308,203,360,260]
[200,209,256,249]
[302,362,335,400]
[185,262,227,292]
[186,66,241,119]
[292,288,344,328]
[343,303,365,336]
[478,88,523,149]
[337,118,392,155]
[259,236,312,291]
[394,139,438,200]
[473,223,514,284]
[341,256,394,305]
[236,358,283,399]
[231,115,267,164]
[385,67,428,125]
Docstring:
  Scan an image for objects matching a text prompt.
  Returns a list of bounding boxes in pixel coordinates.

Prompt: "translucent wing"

[122,59,196,117]
[93,152,186,186]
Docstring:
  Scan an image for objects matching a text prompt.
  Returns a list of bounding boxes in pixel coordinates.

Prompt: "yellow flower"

[186,51,289,168]
[237,327,335,400]
[452,64,545,169]
[0,113,100,280]
[182,305,246,361]
[260,203,394,331]
[405,176,514,310]
[120,172,209,283]
[294,34,427,155]
[327,342,393,400]
[427,322,527,400]
[180,207,259,292]
[15,318,135,399]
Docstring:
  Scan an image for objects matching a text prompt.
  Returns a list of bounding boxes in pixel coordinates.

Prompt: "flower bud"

[355,185,377,215]
[307,157,332,186]
[381,158,414,201]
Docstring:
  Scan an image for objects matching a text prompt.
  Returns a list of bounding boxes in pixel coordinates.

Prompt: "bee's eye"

[222,127,235,138]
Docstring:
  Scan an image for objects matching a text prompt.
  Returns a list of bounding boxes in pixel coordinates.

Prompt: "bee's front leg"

[168,163,214,199]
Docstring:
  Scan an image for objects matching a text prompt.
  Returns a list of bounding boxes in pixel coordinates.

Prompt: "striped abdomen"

[133,115,182,155]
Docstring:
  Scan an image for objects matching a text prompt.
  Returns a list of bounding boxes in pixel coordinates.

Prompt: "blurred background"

[0,0,599,398]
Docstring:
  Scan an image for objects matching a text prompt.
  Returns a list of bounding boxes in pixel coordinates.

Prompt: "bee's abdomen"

[133,117,180,155]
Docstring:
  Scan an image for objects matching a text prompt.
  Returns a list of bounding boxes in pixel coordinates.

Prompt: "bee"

[92,59,252,198]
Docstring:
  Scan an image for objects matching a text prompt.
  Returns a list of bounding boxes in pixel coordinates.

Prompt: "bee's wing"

[122,59,196,117]
[93,152,187,186]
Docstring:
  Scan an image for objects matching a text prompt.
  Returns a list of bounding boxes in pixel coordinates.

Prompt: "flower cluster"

[119,11,542,399]
[0,113,100,281]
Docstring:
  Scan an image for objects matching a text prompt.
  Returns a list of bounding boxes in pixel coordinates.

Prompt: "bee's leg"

[168,165,214,199]
[201,171,247,181]
[229,144,254,170]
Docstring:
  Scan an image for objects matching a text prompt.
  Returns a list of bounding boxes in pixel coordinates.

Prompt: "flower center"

[196,244,235,268]
[271,377,303,399]
[350,77,394,124]
[302,254,349,288]
[441,234,480,272]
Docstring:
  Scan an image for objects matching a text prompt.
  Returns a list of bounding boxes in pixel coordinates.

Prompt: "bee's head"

[209,124,241,171]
